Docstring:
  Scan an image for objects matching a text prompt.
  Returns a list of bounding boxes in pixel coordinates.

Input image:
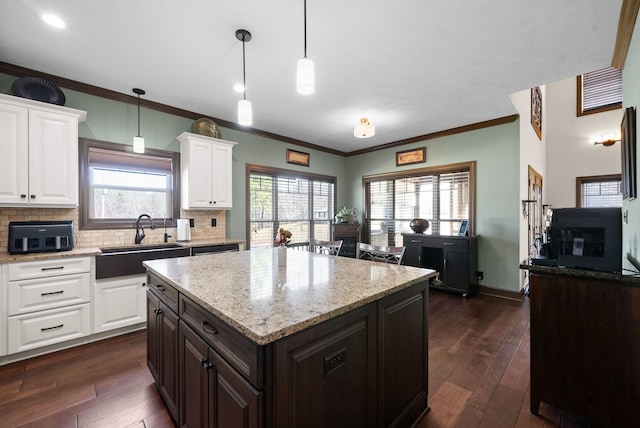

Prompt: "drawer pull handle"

[41,290,64,296]
[200,358,213,370]
[411,240,422,243]
[155,284,165,291]
[200,320,218,336]
[154,308,163,315]
[443,242,455,246]
[41,266,64,271]
[41,324,64,332]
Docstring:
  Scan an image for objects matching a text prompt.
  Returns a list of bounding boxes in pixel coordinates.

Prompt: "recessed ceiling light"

[41,13,66,29]
[233,83,245,93]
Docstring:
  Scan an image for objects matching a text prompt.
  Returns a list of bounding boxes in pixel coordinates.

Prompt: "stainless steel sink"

[96,244,190,279]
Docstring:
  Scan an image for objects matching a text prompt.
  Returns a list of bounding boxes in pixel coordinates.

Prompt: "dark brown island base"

[521,262,640,428]
[144,247,436,428]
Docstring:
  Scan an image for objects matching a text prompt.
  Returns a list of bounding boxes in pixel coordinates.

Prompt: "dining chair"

[310,239,343,256]
[287,241,310,251]
[356,243,406,265]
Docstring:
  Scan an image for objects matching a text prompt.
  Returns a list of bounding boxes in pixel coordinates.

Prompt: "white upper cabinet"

[0,94,87,207]
[178,132,237,210]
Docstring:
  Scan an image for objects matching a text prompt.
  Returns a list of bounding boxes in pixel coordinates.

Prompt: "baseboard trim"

[477,285,523,301]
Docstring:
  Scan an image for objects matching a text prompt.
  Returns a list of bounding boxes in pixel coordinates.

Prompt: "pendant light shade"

[297,0,314,94]
[354,118,375,138]
[236,29,253,126]
[238,99,252,126]
[297,57,314,95]
[132,88,145,153]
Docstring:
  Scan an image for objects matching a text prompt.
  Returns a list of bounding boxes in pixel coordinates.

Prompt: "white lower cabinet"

[94,274,147,333]
[8,303,91,354]
[0,264,5,357]
[3,257,92,356]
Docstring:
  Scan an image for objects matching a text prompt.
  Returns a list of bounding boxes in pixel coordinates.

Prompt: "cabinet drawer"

[179,294,263,387]
[8,272,90,316]
[8,303,91,354]
[8,257,91,281]
[334,225,359,235]
[147,272,179,312]
[438,239,468,249]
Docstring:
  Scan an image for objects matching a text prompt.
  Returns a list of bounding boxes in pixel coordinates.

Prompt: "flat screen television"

[549,207,622,273]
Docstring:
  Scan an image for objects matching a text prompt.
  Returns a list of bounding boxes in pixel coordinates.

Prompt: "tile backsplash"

[0,207,226,250]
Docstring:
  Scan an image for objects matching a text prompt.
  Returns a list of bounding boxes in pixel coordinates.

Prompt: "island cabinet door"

[273,304,377,428]
[179,320,262,428]
[378,282,429,428]
[147,291,179,423]
[179,320,211,428]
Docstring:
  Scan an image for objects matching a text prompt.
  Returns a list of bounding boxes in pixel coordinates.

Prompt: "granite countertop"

[520,260,640,285]
[144,247,436,345]
[0,238,245,263]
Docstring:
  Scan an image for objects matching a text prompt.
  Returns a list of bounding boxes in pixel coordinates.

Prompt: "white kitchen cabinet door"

[179,132,236,210]
[0,102,29,205]
[8,303,91,354]
[0,94,85,208]
[28,109,79,206]
[94,274,147,333]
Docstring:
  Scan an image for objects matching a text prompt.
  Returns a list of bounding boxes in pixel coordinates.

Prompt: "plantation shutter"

[581,67,622,113]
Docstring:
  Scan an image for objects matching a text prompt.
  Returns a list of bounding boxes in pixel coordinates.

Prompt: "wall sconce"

[522,199,537,218]
[593,132,621,146]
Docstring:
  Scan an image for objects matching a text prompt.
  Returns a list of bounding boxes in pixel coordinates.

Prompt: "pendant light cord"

[137,93,141,137]
[303,0,308,58]
[242,37,247,101]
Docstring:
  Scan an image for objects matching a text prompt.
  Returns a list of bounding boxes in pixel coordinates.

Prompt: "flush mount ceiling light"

[354,118,375,138]
[296,0,314,95]
[236,29,252,126]
[41,13,66,29]
[132,88,145,153]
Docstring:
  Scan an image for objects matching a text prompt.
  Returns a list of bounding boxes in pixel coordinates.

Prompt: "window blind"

[580,178,623,208]
[581,67,622,113]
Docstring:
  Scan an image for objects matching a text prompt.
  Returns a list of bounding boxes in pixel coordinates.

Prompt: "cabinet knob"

[209,201,213,204]
[154,307,163,315]
[30,194,36,199]
[141,282,146,287]
[20,194,26,198]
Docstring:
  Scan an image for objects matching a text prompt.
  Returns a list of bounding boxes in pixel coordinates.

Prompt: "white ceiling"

[0,0,623,154]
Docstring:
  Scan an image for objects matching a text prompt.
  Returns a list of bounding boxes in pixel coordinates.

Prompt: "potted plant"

[336,206,354,224]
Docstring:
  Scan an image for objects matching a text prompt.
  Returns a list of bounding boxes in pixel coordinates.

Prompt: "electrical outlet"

[189,218,194,227]
[211,218,217,227]
[475,271,484,280]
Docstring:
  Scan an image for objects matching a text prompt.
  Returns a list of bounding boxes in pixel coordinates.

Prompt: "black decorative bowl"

[11,77,66,105]
[409,218,429,234]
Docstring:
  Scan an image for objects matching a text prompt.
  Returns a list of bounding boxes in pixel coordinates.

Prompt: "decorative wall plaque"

[531,86,542,140]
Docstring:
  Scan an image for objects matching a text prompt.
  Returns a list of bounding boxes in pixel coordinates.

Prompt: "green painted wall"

[345,121,522,292]
[1,71,520,291]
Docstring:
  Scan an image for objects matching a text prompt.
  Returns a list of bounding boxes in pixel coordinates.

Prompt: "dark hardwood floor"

[0,290,596,427]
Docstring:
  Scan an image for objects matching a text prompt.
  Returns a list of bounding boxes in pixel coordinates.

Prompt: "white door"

[28,109,79,206]
[0,103,29,205]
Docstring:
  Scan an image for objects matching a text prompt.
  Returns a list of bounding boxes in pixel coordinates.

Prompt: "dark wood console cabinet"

[402,233,478,296]
[332,223,360,258]
[529,270,640,427]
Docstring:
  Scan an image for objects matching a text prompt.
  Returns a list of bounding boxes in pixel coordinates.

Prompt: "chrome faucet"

[134,214,156,245]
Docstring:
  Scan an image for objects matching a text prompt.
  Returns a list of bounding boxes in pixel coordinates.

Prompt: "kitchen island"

[144,247,435,428]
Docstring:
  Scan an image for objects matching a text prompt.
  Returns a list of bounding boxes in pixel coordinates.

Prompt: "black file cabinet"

[403,233,478,297]
[333,224,360,258]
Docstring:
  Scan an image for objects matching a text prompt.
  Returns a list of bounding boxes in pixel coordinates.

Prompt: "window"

[79,138,180,229]
[576,174,623,208]
[577,67,622,116]
[247,165,336,249]
[363,162,475,246]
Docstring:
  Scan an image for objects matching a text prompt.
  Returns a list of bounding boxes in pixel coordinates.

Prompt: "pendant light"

[354,118,375,138]
[236,29,253,126]
[132,88,145,153]
[296,0,314,95]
